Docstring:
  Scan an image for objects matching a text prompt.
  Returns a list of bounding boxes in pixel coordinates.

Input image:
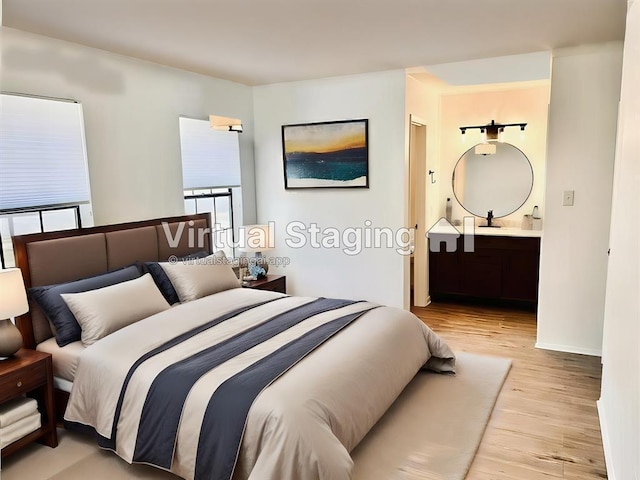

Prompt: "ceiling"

[1,0,627,86]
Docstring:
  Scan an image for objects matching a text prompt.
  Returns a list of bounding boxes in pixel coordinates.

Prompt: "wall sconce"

[460,119,526,143]
[210,115,243,133]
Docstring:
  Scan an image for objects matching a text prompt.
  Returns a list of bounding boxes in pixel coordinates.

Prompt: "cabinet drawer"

[259,278,286,293]
[0,361,46,404]
[244,276,286,294]
[474,235,540,251]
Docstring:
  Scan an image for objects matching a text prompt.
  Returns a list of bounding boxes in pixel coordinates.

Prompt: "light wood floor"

[412,301,607,480]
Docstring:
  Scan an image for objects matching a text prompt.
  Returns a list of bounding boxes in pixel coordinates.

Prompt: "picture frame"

[281,119,369,189]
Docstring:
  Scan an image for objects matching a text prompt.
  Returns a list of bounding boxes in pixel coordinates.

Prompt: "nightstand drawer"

[0,362,46,404]
[256,277,286,293]
[243,275,286,294]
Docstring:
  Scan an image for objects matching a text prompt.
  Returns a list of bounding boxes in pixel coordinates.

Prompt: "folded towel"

[0,411,41,449]
[0,397,38,428]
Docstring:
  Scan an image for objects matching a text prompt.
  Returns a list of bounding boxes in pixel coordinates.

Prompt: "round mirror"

[452,142,533,218]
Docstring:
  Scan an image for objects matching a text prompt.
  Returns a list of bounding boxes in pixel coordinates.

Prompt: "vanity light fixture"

[475,143,497,155]
[459,119,526,142]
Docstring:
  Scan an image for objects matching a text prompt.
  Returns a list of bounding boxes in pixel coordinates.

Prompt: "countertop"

[427,223,542,238]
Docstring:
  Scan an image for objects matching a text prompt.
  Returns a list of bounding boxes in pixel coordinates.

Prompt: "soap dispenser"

[445,198,452,222]
[532,205,540,219]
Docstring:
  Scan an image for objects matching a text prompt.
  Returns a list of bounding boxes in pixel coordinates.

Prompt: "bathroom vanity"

[435,136,542,308]
[428,227,541,307]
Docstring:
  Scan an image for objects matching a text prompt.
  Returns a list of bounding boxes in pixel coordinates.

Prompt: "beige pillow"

[160,253,240,303]
[61,274,171,346]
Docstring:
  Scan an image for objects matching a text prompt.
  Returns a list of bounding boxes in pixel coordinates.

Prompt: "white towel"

[0,397,38,428]
[0,411,41,449]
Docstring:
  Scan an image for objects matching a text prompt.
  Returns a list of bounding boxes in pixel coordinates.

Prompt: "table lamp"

[239,224,274,279]
[0,268,28,358]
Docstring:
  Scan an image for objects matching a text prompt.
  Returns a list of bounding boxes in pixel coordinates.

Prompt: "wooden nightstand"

[243,275,286,294]
[0,349,58,458]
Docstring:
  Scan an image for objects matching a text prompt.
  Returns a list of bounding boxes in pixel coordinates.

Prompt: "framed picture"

[282,119,369,189]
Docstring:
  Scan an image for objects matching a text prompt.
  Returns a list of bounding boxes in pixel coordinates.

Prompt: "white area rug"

[352,351,512,480]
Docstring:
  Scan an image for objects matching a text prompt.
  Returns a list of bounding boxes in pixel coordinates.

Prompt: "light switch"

[563,190,575,206]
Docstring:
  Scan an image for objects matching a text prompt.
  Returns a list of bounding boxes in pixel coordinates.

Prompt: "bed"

[13,214,455,480]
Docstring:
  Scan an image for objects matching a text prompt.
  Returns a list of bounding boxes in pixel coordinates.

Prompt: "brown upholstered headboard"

[12,213,212,349]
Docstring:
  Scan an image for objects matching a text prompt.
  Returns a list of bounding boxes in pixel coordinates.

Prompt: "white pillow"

[61,274,171,346]
[160,253,240,303]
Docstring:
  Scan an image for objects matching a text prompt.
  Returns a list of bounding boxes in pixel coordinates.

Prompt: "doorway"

[409,116,429,307]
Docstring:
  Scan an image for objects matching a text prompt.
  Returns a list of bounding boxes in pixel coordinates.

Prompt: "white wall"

[405,75,442,232]
[253,71,407,307]
[439,84,550,226]
[0,27,256,226]
[537,43,623,356]
[598,2,640,479]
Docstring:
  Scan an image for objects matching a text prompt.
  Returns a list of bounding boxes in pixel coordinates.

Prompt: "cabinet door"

[502,250,540,302]
[428,242,460,295]
[459,249,503,298]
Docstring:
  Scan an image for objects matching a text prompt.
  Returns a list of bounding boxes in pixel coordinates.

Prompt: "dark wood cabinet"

[429,235,540,306]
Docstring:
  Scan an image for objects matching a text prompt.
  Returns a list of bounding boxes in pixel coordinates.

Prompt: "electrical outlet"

[563,190,575,206]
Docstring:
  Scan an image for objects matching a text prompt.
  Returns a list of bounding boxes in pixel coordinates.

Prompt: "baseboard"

[535,342,602,357]
[597,399,616,480]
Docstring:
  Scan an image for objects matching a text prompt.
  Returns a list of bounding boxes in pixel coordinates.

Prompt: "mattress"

[36,337,85,383]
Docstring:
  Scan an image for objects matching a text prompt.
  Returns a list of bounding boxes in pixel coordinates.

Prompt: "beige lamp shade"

[0,268,29,319]
[238,224,274,253]
[0,268,27,357]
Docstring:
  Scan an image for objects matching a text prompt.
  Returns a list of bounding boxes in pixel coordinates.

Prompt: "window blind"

[179,117,241,189]
[0,94,91,211]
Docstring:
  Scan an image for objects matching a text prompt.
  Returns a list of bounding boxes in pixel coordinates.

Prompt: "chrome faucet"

[487,210,494,227]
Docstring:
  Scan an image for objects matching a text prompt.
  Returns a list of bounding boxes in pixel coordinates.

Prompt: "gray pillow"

[29,265,142,347]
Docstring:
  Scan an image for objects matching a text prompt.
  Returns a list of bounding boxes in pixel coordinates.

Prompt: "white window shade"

[0,94,91,210]
[179,117,241,189]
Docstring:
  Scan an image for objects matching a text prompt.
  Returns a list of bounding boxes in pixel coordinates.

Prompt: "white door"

[409,117,429,306]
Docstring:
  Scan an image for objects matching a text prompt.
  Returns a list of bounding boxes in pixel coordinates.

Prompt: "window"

[179,117,243,256]
[0,206,87,268]
[0,93,93,268]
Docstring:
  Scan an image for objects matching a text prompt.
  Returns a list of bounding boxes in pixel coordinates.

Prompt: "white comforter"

[64,288,455,480]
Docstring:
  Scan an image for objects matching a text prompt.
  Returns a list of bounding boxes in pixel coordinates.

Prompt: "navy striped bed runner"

[99,296,375,480]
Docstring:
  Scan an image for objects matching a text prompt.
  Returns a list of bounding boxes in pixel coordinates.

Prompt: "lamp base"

[240,254,269,279]
[0,319,23,358]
